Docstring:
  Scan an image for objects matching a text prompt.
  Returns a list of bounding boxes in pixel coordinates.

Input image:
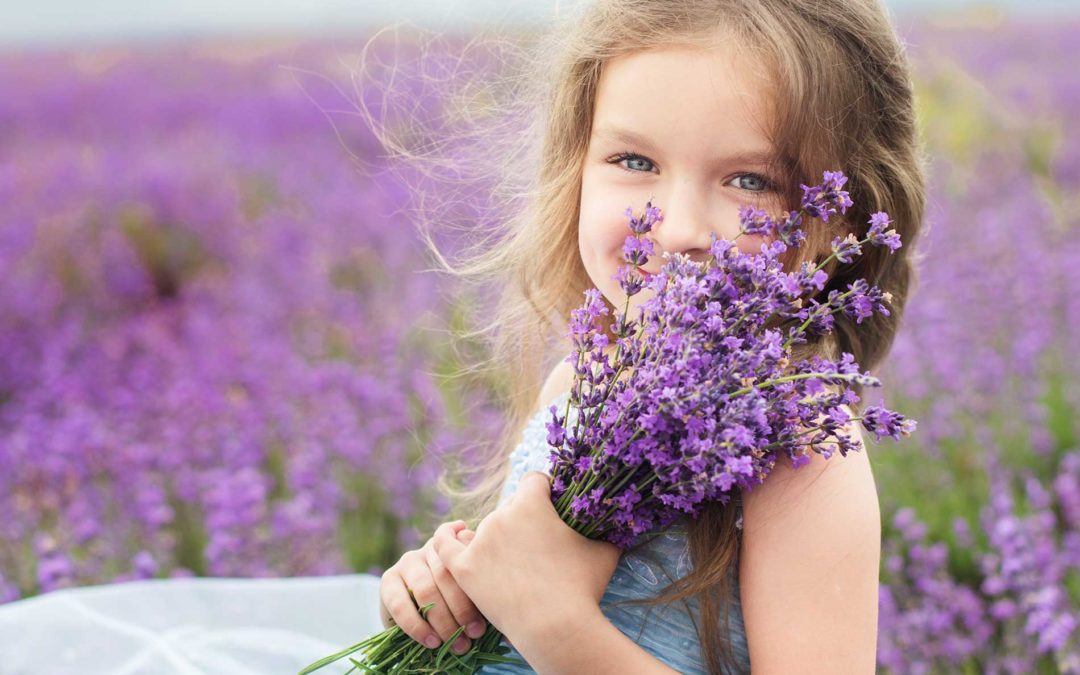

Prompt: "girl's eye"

[728,173,773,192]
[606,154,775,194]
[608,152,657,174]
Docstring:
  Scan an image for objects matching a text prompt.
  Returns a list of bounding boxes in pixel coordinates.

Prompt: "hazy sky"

[2,0,1076,50]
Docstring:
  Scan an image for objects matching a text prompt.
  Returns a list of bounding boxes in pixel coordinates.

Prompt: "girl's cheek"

[737,234,768,255]
[583,206,632,251]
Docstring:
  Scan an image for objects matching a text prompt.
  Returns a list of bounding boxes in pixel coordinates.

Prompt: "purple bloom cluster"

[544,171,914,549]
[879,446,1080,673]
[799,170,855,222]
[878,506,995,673]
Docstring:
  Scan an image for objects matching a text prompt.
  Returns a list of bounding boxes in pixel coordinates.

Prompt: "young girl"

[374,0,925,672]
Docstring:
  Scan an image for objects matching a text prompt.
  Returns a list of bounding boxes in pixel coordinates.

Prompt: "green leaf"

[433,625,466,667]
[298,638,370,674]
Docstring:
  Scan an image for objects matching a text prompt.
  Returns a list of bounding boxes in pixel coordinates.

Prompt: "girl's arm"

[739,418,881,674]
[511,358,684,673]
[431,476,680,675]
[507,606,681,675]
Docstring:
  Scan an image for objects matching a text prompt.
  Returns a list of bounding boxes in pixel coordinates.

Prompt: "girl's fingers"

[432,520,470,574]
[401,569,465,651]
[516,471,553,509]
[379,570,444,650]
[424,538,486,642]
[422,522,481,651]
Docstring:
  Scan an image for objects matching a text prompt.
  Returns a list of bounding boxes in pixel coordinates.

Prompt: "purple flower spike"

[621,234,656,267]
[832,233,864,264]
[624,200,663,235]
[800,170,853,223]
[775,211,807,248]
[738,205,775,236]
[860,404,917,441]
[613,265,646,296]
[867,212,902,252]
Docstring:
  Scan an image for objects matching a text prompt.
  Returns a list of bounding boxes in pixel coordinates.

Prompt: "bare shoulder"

[744,406,877,514]
[535,354,576,414]
[738,412,881,673]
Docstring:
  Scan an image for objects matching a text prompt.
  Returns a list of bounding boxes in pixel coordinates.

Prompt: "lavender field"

[1,15,1078,673]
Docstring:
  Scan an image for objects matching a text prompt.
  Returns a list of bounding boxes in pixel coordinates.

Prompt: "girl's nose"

[648,182,737,265]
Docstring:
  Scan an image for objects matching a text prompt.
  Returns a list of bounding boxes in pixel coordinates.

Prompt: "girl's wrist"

[509,605,682,675]
[506,601,606,659]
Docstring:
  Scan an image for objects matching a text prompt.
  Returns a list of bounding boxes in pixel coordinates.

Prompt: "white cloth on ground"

[0,574,385,675]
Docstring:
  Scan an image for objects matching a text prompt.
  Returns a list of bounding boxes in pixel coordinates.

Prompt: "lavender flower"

[861,404,917,441]
[800,170,854,222]
[867,212,902,253]
[539,171,913,550]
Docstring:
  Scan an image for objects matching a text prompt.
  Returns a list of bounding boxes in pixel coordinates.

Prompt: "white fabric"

[0,574,385,675]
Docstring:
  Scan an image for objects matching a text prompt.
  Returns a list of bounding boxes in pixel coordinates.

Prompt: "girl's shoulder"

[534,353,576,415]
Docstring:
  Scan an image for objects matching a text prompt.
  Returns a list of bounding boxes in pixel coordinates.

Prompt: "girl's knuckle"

[429,533,445,554]
[451,601,481,628]
[458,594,480,615]
[411,579,436,601]
[431,563,452,585]
[435,550,460,577]
[386,595,412,618]
[426,550,449,577]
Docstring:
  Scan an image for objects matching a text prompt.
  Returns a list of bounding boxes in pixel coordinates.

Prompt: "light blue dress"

[478,391,751,674]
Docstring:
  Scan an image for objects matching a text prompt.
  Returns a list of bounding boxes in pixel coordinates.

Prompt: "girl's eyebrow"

[592,126,660,153]
[592,126,777,167]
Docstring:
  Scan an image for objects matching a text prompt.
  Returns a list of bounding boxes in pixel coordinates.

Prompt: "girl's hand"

[378,522,487,655]
[432,471,621,643]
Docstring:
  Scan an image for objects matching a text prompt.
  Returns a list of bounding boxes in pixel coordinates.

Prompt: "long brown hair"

[347,0,925,672]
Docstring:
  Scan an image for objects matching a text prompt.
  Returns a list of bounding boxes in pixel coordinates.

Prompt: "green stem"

[728,371,868,398]
[780,286,860,351]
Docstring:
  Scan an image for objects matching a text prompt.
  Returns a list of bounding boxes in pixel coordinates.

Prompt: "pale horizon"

[2,0,1076,52]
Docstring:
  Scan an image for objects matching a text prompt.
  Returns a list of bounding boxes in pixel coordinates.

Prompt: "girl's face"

[578,43,784,318]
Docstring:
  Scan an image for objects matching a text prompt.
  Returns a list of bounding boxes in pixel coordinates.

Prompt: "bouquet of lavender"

[550,170,914,547]
[300,170,915,674]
